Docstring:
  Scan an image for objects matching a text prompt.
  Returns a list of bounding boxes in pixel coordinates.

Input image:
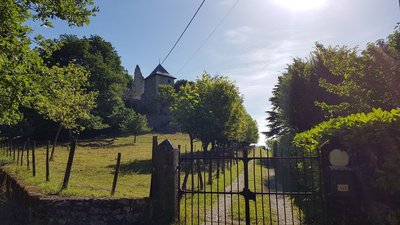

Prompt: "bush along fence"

[291,109,400,225]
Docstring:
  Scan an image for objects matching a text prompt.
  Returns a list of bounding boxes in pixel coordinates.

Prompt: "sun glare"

[271,0,327,11]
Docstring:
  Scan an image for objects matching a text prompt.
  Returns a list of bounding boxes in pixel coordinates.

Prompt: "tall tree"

[0,0,97,127]
[43,35,133,130]
[162,73,258,150]
[266,50,341,137]
[315,38,400,116]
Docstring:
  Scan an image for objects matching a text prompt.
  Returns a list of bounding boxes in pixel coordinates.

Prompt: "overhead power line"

[176,0,240,75]
[161,0,206,65]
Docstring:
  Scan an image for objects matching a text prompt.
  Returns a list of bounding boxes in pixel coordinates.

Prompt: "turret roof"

[145,64,176,80]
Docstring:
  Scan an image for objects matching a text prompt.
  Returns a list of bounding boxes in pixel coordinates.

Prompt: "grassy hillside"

[0,133,194,198]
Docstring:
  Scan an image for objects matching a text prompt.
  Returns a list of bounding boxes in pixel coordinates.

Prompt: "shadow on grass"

[109,159,153,175]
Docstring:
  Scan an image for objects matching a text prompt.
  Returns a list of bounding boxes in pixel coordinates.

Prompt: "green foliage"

[266,53,341,137]
[161,73,258,148]
[109,106,149,134]
[315,38,400,116]
[266,29,400,223]
[43,35,133,130]
[0,0,97,128]
[294,108,400,193]
[34,64,97,132]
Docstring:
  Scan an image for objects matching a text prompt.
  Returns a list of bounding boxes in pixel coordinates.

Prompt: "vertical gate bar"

[259,148,265,224]
[184,145,187,225]
[295,145,302,224]
[236,153,241,224]
[223,151,227,225]
[253,148,258,223]
[230,152,233,224]
[243,149,251,225]
[274,155,279,225]
[317,147,327,225]
[203,152,206,225]
[197,157,200,224]
[190,147,196,225]
[177,145,181,225]
[282,155,287,225]
[190,147,194,225]
[289,158,295,225]
[309,148,316,223]
[267,155,272,225]
[210,151,213,225]
[301,148,309,223]
[217,150,220,225]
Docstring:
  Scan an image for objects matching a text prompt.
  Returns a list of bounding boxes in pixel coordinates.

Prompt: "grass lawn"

[0,133,193,198]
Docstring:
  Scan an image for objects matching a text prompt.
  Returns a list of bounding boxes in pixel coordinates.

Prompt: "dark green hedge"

[294,108,400,224]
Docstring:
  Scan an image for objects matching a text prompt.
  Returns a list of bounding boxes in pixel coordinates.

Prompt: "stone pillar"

[150,139,179,224]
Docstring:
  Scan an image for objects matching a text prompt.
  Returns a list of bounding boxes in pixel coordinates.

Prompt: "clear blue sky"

[31,0,399,144]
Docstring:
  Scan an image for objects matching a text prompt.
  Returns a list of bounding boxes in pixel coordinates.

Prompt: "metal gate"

[178,146,325,225]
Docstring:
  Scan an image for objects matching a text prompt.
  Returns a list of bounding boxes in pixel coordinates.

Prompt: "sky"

[31,0,399,145]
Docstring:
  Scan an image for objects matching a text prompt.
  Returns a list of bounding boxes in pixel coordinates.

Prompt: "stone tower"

[132,65,145,100]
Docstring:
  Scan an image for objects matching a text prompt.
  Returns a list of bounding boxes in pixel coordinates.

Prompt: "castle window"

[168,79,171,84]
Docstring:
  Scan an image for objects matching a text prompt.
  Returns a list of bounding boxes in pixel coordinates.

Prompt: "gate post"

[150,139,180,224]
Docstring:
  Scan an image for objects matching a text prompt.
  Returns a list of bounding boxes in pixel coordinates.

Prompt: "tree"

[108,106,149,143]
[33,64,97,159]
[162,73,258,150]
[174,79,194,92]
[315,39,400,116]
[243,114,259,144]
[43,35,133,131]
[0,0,97,127]
[265,50,342,137]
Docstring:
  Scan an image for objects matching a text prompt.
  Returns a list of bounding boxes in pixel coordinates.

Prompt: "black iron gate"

[178,146,325,225]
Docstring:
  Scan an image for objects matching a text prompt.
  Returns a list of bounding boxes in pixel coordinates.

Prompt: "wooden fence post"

[32,141,36,177]
[26,138,30,169]
[20,142,25,166]
[111,152,122,195]
[46,141,50,182]
[17,145,20,164]
[62,140,77,189]
[150,139,180,224]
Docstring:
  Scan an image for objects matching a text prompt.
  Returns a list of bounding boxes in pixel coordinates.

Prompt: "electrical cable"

[176,0,240,75]
[161,0,206,65]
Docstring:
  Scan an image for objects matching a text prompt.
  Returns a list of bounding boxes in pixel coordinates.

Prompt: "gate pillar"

[150,139,180,224]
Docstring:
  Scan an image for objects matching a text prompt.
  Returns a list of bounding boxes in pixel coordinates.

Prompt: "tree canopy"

[43,35,134,131]
[0,0,98,132]
[161,73,258,150]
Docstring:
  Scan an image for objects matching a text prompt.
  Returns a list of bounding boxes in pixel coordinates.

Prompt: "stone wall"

[0,169,151,225]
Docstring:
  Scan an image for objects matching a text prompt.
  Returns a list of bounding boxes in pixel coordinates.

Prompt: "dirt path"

[267,168,300,225]
[203,161,300,225]
[204,163,244,225]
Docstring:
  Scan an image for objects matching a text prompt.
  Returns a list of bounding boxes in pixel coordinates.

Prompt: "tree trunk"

[181,135,195,190]
[134,135,137,144]
[50,124,62,160]
[62,139,77,189]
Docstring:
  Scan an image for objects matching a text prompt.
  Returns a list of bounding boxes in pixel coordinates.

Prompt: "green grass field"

[0,134,280,224]
[0,133,194,198]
